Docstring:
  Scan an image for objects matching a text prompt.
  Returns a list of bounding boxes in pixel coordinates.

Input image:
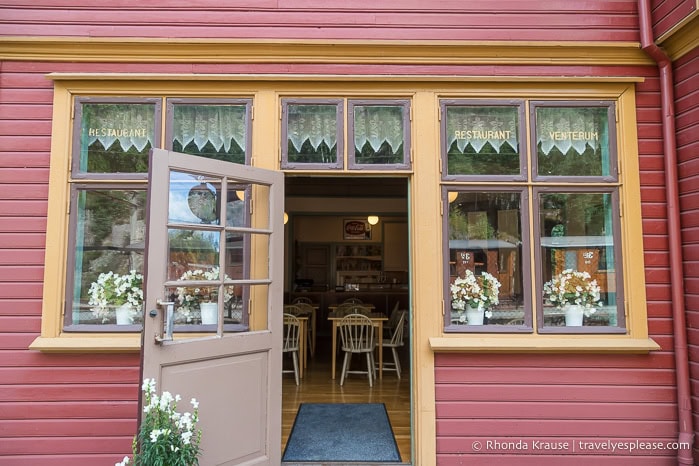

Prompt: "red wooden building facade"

[1,1,698,464]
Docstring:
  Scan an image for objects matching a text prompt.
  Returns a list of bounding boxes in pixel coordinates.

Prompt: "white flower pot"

[564,304,584,326]
[466,305,485,325]
[116,303,134,325]
[200,302,218,325]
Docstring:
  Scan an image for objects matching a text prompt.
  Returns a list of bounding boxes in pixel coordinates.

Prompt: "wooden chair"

[292,302,316,355]
[378,310,407,379]
[292,296,313,305]
[282,313,301,385]
[334,303,371,317]
[383,301,402,336]
[342,297,363,304]
[338,313,376,387]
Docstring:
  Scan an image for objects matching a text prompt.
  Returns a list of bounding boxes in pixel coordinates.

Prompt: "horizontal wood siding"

[651,0,697,38]
[0,1,640,41]
[0,62,141,466]
[435,73,682,465]
[675,44,699,465]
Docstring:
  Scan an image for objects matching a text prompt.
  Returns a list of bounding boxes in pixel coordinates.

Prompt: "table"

[328,312,388,380]
[328,303,376,312]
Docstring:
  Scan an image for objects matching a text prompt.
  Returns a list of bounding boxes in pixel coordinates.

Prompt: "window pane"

[539,192,619,328]
[172,104,247,164]
[168,171,223,225]
[535,106,612,177]
[286,104,339,164]
[69,189,146,326]
[445,106,521,176]
[79,103,156,173]
[447,191,525,327]
[352,105,405,165]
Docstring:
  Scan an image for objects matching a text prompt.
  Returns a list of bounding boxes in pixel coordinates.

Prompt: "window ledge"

[429,335,660,353]
[29,335,141,353]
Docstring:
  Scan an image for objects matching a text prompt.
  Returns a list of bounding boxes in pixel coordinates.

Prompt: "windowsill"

[29,334,142,353]
[429,335,660,353]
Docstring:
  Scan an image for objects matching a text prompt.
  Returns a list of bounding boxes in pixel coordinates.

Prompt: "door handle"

[154,300,175,344]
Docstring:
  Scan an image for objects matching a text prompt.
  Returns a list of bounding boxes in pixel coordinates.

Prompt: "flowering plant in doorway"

[115,378,201,466]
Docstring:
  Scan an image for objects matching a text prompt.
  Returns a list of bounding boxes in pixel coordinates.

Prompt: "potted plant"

[175,267,236,325]
[543,268,602,326]
[450,269,501,325]
[88,270,144,324]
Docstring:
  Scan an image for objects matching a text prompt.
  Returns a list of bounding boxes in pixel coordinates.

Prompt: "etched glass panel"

[535,106,611,177]
[445,106,521,176]
[79,103,155,173]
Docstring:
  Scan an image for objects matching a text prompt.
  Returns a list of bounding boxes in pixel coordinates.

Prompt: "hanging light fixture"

[367,215,379,225]
[284,212,289,225]
[448,192,459,203]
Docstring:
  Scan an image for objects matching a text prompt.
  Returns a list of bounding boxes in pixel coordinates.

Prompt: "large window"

[443,100,623,333]
[64,97,252,331]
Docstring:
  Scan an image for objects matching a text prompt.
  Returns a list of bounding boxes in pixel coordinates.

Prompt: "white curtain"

[353,106,403,153]
[173,105,246,153]
[85,104,155,152]
[287,104,338,152]
[536,107,607,156]
[446,106,519,153]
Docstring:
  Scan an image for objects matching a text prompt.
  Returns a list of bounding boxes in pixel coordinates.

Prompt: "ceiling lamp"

[367,215,380,225]
[284,212,289,225]
[448,192,459,203]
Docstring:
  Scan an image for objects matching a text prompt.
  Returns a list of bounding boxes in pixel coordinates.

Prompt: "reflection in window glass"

[353,105,404,165]
[168,171,222,225]
[445,106,521,176]
[79,103,155,173]
[535,106,611,177]
[447,191,524,326]
[539,192,618,327]
[69,189,146,325]
[172,104,247,164]
[286,104,339,164]
[167,229,220,281]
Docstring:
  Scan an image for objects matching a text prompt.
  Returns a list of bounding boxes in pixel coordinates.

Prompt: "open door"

[141,148,284,465]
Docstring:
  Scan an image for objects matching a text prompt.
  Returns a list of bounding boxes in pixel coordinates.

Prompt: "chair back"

[389,311,407,346]
[293,302,315,314]
[283,313,300,352]
[284,304,311,317]
[338,313,375,352]
[335,303,371,317]
[292,296,312,304]
[343,297,363,304]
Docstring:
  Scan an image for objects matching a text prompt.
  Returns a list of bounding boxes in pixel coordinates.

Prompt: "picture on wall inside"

[343,219,372,240]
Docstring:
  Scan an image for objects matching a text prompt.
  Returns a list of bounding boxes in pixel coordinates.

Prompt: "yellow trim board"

[429,336,661,353]
[0,37,654,66]
[29,336,142,353]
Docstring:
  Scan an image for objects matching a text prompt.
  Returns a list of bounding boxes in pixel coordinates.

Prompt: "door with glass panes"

[142,148,284,465]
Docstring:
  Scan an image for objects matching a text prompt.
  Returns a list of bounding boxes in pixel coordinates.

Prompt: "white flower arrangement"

[450,269,501,316]
[116,378,201,466]
[88,270,143,323]
[543,268,602,310]
[175,267,236,323]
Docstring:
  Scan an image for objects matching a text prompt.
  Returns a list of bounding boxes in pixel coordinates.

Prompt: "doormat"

[282,403,401,463]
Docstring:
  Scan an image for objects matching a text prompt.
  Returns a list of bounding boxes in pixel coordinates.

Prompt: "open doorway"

[281,175,412,464]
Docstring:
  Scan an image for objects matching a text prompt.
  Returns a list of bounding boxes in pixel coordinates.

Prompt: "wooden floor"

[282,334,412,464]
